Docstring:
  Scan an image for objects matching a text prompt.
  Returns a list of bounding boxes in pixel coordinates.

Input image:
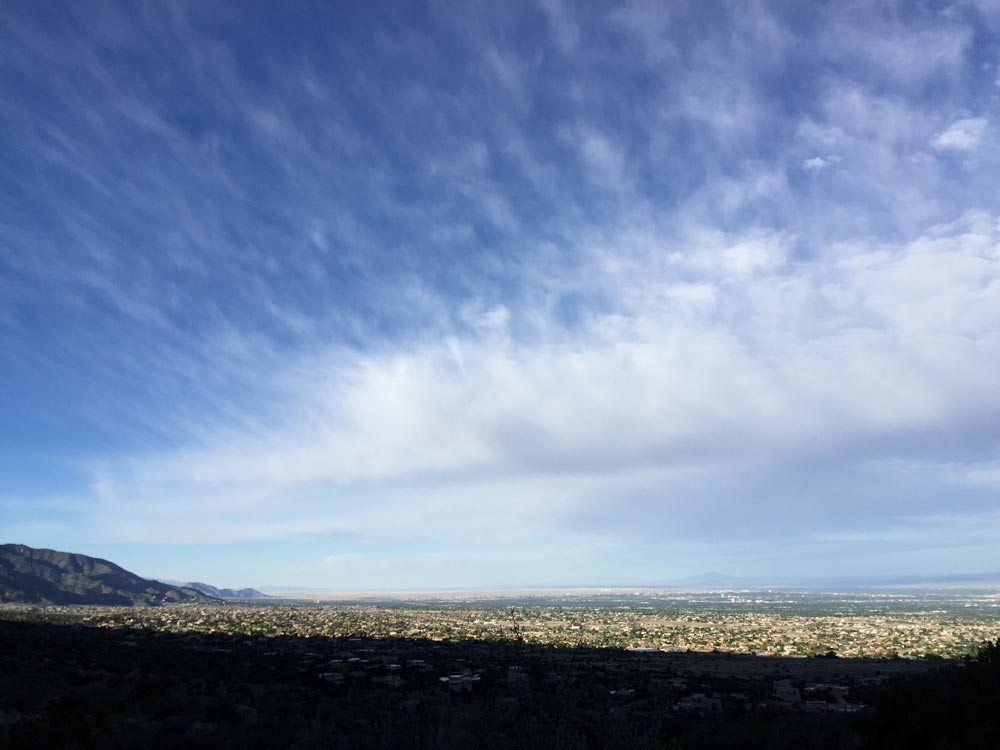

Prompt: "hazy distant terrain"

[184,581,270,600]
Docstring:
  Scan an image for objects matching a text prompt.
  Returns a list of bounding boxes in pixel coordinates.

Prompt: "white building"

[439,673,481,693]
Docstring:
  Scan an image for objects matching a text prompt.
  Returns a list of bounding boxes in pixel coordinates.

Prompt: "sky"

[2,1,1000,590]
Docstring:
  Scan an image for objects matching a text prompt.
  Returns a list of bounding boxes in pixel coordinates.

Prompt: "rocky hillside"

[0,544,219,606]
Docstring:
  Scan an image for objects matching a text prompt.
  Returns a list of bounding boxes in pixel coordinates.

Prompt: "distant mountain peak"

[183,581,270,600]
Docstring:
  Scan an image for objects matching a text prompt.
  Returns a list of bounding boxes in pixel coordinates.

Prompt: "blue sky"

[2,1,999,589]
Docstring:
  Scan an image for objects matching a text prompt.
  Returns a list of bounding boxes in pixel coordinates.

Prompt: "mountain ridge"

[183,581,270,600]
[0,543,219,606]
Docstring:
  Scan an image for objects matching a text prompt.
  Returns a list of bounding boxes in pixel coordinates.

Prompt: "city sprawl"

[12,588,999,658]
[5,589,1000,748]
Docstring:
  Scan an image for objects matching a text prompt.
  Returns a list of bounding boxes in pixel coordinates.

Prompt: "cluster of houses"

[316,652,867,718]
[660,679,865,716]
[438,672,481,692]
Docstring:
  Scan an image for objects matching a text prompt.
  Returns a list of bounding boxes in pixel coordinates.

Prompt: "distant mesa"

[0,543,219,606]
[183,581,270,600]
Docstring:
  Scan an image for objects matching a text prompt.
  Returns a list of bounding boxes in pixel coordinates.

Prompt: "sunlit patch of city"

[9,588,998,659]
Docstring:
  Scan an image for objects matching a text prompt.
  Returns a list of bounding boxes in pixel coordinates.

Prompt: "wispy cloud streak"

[2,1,999,585]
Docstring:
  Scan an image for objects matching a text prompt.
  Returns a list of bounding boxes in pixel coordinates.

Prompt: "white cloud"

[7,1,1000,583]
[933,117,988,151]
[81,212,1000,550]
[963,465,1000,488]
[802,155,841,171]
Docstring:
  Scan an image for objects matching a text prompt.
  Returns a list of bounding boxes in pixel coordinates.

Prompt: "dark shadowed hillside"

[0,544,218,606]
